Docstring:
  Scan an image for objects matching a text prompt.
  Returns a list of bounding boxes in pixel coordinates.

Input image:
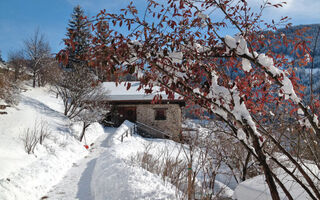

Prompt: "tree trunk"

[79,122,90,142]
[14,67,19,81]
[241,151,251,181]
[33,71,36,88]
[38,73,41,87]
[251,133,280,200]
[64,104,68,116]
[187,162,194,200]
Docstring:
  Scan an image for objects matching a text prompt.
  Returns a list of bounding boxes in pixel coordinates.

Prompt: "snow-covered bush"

[130,132,235,200]
[130,144,187,198]
[38,121,51,145]
[20,121,51,154]
[21,128,39,154]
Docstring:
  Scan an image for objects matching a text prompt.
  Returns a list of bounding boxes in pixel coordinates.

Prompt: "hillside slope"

[0,84,195,200]
[275,23,320,69]
[0,83,105,200]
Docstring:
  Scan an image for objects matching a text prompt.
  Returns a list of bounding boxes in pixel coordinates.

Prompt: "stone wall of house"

[117,104,182,139]
[137,104,182,138]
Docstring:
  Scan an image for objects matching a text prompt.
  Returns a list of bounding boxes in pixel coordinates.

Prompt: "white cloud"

[65,0,319,26]
[257,0,320,25]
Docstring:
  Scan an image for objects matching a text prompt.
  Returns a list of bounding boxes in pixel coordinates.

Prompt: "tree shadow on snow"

[76,158,97,200]
[21,96,72,134]
[21,96,63,119]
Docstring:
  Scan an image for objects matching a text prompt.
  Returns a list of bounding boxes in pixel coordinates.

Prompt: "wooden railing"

[118,121,171,142]
[119,124,136,142]
[135,121,171,139]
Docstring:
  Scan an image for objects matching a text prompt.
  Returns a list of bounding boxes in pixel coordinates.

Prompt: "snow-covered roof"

[0,62,6,69]
[101,81,182,102]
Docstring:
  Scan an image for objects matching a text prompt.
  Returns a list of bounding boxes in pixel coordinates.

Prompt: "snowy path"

[45,127,117,200]
[45,123,178,200]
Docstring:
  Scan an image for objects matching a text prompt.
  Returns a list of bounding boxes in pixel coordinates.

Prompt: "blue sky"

[0,0,319,61]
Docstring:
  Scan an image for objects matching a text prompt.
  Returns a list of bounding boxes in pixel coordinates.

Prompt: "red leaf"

[127,82,131,90]
[259,136,264,142]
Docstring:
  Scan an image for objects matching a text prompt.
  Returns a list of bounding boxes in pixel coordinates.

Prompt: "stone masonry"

[117,103,182,138]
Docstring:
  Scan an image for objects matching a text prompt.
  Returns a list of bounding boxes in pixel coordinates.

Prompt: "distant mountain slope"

[274,24,320,69]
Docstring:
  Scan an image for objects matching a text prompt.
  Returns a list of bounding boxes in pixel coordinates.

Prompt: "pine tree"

[0,50,4,63]
[65,5,91,67]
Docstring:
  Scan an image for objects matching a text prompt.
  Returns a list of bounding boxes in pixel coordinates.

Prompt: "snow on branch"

[208,71,261,142]
[224,34,320,133]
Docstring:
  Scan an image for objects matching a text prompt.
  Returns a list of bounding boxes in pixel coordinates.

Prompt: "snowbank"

[92,149,178,200]
[45,122,180,200]
[92,120,235,199]
[0,85,105,200]
[110,120,135,145]
[233,166,319,200]
[91,121,179,199]
[0,135,88,200]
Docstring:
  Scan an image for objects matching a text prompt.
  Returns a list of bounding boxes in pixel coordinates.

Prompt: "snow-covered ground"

[46,121,178,200]
[0,82,237,200]
[0,83,106,200]
[0,83,184,199]
[233,164,320,200]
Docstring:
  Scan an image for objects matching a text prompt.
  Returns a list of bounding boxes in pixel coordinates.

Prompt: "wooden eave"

[104,99,185,107]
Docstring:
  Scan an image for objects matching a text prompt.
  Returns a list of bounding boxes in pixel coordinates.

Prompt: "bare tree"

[24,28,51,87]
[54,64,107,119]
[76,103,108,142]
[38,57,61,86]
[53,63,108,142]
[8,50,26,81]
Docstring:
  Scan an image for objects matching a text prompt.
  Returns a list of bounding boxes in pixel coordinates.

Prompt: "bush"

[38,121,51,145]
[0,73,20,105]
[21,121,51,154]
[130,144,187,198]
[21,128,39,154]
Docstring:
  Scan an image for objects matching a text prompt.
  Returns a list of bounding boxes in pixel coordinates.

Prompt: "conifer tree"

[0,50,4,63]
[65,5,91,67]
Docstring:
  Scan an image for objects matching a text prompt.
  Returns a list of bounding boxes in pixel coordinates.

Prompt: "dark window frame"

[154,108,167,120]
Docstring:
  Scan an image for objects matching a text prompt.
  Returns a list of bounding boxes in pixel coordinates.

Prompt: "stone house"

[102,82,185,139]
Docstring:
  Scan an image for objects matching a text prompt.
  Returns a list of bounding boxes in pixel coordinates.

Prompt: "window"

[154,108,167,120]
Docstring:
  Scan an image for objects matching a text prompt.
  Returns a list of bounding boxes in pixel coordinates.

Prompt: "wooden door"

[118,106,137,123]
